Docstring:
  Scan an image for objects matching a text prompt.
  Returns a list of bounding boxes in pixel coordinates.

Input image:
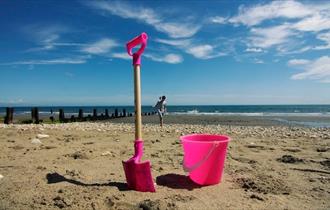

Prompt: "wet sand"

[0,116,329,209]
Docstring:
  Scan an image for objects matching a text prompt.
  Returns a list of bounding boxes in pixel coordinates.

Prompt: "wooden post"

[4,107,9,124]
[10,108,14,123]
[4,107,14,124]
[93,109,97,120]
[31,108,35,123]
[115,108,118,118]
[78,109,83,120]
[35,107,40,124]
[123,109,126,117]
[31,107,40,124]
[105,109,109,118]
[59,109,65,122]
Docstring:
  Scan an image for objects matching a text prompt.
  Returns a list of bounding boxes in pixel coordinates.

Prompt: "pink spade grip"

[126,32,148,66]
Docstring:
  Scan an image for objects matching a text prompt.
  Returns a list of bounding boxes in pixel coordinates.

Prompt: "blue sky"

[0,0,330,106]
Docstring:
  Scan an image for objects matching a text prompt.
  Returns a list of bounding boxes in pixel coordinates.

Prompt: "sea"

[1,105,330,127]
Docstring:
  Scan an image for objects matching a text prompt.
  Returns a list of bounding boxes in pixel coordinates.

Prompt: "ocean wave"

[273,118,330,128]
[169,111,330,117]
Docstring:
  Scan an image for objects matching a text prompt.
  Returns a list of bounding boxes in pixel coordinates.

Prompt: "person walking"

[154,96,167,127]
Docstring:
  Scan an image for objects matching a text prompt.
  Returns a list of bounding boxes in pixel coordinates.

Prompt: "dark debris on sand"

[53,196,71,209]
[66,151,89,160]
[277,155,304,164]
[237,175,290,195]
[320,159,330,169]
[138,199,177,210]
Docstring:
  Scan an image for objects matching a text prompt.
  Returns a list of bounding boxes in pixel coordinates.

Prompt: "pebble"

[31,138,42,144]
[37,134,49,139]
[101,151,112,156]
[1,122,329,140]
[0,174,3,180]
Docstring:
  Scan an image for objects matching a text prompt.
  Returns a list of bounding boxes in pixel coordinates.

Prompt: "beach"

[0,115,329,210]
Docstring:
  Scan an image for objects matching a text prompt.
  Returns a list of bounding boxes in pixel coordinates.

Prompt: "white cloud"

[8,99,24,104]
[293,13,330,32]
[223,1,330,54]
[86,1,200,38]
[52,42,85,47]
[229,1,314,26]
[111,52,131,60]
[81,38,118,54]
[288,59,310,66]
[154,38,191,47]
[155,22,200,39]
[1,57,88,65]
[23,24,70,52]
[144,53,183,64]
[314,31,330,50]
[209,16,228,24]
[249,25,294,48]
[155,38,226,60]
[245,47,263,52]
[186,44,225,59]
[253,58,264,64]
[290,56,330,82]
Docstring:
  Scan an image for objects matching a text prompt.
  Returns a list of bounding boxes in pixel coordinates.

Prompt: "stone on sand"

[101,151,112,156]
[37,134,49,139]
[31,138,42,144]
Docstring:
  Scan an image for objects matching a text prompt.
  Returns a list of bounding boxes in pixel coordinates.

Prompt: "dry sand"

[0,116,329,210]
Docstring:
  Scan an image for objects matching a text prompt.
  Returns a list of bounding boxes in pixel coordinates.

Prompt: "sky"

[0,0,330,106]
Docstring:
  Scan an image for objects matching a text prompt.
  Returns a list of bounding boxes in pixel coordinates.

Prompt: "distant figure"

[154,96,167,127]
[50,109,54,123]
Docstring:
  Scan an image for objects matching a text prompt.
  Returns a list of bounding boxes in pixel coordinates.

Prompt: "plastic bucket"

[180,134,231,186]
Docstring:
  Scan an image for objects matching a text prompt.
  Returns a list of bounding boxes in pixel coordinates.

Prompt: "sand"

[0,116,329,210]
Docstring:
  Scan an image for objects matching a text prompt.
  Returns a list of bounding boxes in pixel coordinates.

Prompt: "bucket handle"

[182,142,219,173]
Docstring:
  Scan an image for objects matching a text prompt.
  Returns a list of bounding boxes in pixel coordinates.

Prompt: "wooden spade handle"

[134,65,142,140]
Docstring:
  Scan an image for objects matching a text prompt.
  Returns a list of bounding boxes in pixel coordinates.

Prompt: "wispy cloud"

[292,13,330,32]
[23,24,71,52]
[144,53,183,64]
[1,57,88,66]
[111,52,131,60]
[209,16,228,24]
[245,47,263,53]
[253,58,264,64]
[314,31,330,50]
[186,44,226,59]
[289,56,330,83]
[288,59,310,66]
[81,38,118,54]
[86,0,200,38]
[155,38,226,60]
[154,38,191,47]
[8,99,24,104]
[228,1,313,26]
[209,1,330,55]
[249,25,294,49]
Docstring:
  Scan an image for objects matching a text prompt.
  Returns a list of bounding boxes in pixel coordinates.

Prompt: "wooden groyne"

[3,107,156,124]
[4,107,14,124]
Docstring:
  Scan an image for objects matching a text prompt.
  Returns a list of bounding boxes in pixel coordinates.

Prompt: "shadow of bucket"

[180,134,231,186]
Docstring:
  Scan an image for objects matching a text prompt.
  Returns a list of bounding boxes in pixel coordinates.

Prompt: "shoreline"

[2,114,330,128]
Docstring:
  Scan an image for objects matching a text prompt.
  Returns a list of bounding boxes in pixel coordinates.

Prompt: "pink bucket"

[180,134,231,186]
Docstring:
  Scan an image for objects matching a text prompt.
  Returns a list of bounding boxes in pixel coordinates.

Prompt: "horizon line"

[1,103,330,108]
